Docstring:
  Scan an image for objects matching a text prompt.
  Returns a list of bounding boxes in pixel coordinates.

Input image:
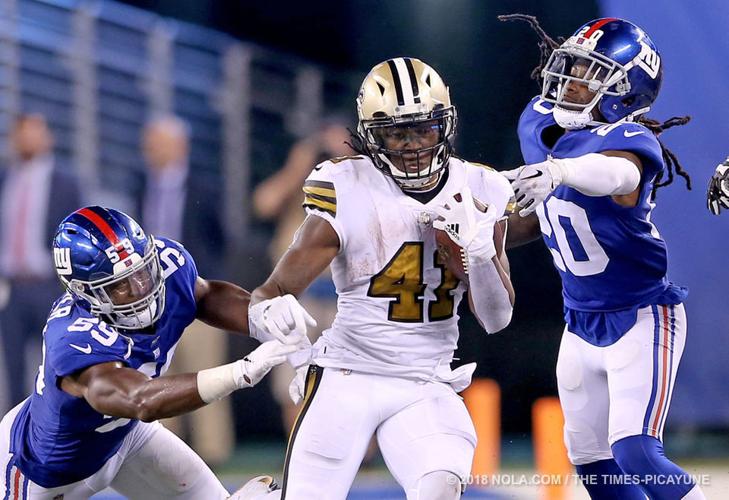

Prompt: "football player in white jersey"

[248,58,515,500]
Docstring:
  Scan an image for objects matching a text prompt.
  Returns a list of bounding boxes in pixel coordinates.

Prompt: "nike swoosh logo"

[521,171,543,180]
[624,130,645,138]
[70,343,92,354]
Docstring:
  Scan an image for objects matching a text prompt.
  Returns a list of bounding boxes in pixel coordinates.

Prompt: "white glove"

[502,160,563,216]
[708,159,729,215]
[433,185,497,260]
[249,294,317,345]
[237,340,299,388]
[197,340,298,403]
[288,365,309,405]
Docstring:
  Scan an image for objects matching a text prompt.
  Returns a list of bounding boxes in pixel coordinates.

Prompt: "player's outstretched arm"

[504,151,644,247]
[249,215,339,343]
[194,277,251,334]
[503,151,643,216]
[61,340,297,422]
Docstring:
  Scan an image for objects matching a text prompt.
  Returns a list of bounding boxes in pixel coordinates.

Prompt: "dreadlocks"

[498,13,691,199]
[498,14,563,81]
[636,116,692,197]
[345,127,368,157]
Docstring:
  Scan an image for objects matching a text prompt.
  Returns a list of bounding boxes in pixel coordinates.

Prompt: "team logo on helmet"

[54,247,72,276]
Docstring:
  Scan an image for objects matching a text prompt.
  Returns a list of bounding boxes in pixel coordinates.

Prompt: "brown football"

[435,218,506,283]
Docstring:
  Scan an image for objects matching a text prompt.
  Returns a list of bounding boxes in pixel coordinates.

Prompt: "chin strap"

[552,105,598,130]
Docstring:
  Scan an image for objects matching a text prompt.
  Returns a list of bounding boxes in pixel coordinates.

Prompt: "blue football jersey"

[518,97,686,345]
[9,237,198,488]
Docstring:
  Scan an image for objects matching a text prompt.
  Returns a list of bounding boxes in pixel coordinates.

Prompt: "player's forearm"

[196,280,251,334]
[86,373,206,423]
[554,153,640,196]
[249,277,302,342]
[467,255,514,334]
[250,277,289,305]
[251,221,339,307]
[505,213,541,249]
[250,254,324,306]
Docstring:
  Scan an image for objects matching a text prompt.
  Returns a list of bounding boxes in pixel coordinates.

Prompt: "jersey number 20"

[537,198,609,276]
[367,242,459,322]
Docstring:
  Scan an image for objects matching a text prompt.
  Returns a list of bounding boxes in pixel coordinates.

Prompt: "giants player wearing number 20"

[0,207,295,499]
[501,16,703,500]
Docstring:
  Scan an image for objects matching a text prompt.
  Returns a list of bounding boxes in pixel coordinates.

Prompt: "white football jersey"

[302,155,513,383]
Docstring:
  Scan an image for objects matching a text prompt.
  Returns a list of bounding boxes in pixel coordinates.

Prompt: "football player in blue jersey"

[498,15,705,500]
[707,157,729,214]
[0,206,301,499]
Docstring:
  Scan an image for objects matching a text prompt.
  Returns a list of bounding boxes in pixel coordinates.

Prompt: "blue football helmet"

[541,18,663,129]
[53,206,165,330]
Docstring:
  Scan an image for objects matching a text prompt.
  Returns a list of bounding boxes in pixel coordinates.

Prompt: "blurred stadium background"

[0,0,727,498]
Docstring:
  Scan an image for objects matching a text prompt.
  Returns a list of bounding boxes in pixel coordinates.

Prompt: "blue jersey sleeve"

[595,122,664,179]
[155,237,198,313]
[45,312,130,378]
[156,237,198,283]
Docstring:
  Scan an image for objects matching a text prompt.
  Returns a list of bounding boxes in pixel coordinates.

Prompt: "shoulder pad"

[301,158,362,218]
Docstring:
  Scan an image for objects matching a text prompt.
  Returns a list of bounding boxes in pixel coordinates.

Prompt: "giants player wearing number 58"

[0,206,297,499]
[500,16,704,500]
[248,58,514,499]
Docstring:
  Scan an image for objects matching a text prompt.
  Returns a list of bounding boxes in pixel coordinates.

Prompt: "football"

[435,218,506,283]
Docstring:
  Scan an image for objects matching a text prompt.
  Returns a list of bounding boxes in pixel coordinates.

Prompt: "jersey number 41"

[367,242,459,322]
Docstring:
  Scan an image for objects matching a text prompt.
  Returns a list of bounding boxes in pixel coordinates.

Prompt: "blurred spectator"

[134,115,233,467]
[253,116,353,431]
[0,114,82,410]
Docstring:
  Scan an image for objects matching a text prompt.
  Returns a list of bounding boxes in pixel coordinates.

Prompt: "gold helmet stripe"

[403,57,421,104]
[385,59,405,106]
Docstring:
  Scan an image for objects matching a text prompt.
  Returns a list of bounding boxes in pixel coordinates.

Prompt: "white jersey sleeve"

[302,158,359,252]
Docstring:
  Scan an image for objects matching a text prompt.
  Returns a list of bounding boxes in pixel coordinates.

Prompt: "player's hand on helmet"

[502,160,563,217]
[433,185,497,260]
[707,158,729,215]
[236,340,299,388]
[249,294,317,345]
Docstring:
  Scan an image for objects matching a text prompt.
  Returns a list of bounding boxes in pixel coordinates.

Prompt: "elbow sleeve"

[556,153,641,197]
[467,255,513,334]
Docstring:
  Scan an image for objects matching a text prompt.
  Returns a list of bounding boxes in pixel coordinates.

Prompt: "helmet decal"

[54,247,72,276]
